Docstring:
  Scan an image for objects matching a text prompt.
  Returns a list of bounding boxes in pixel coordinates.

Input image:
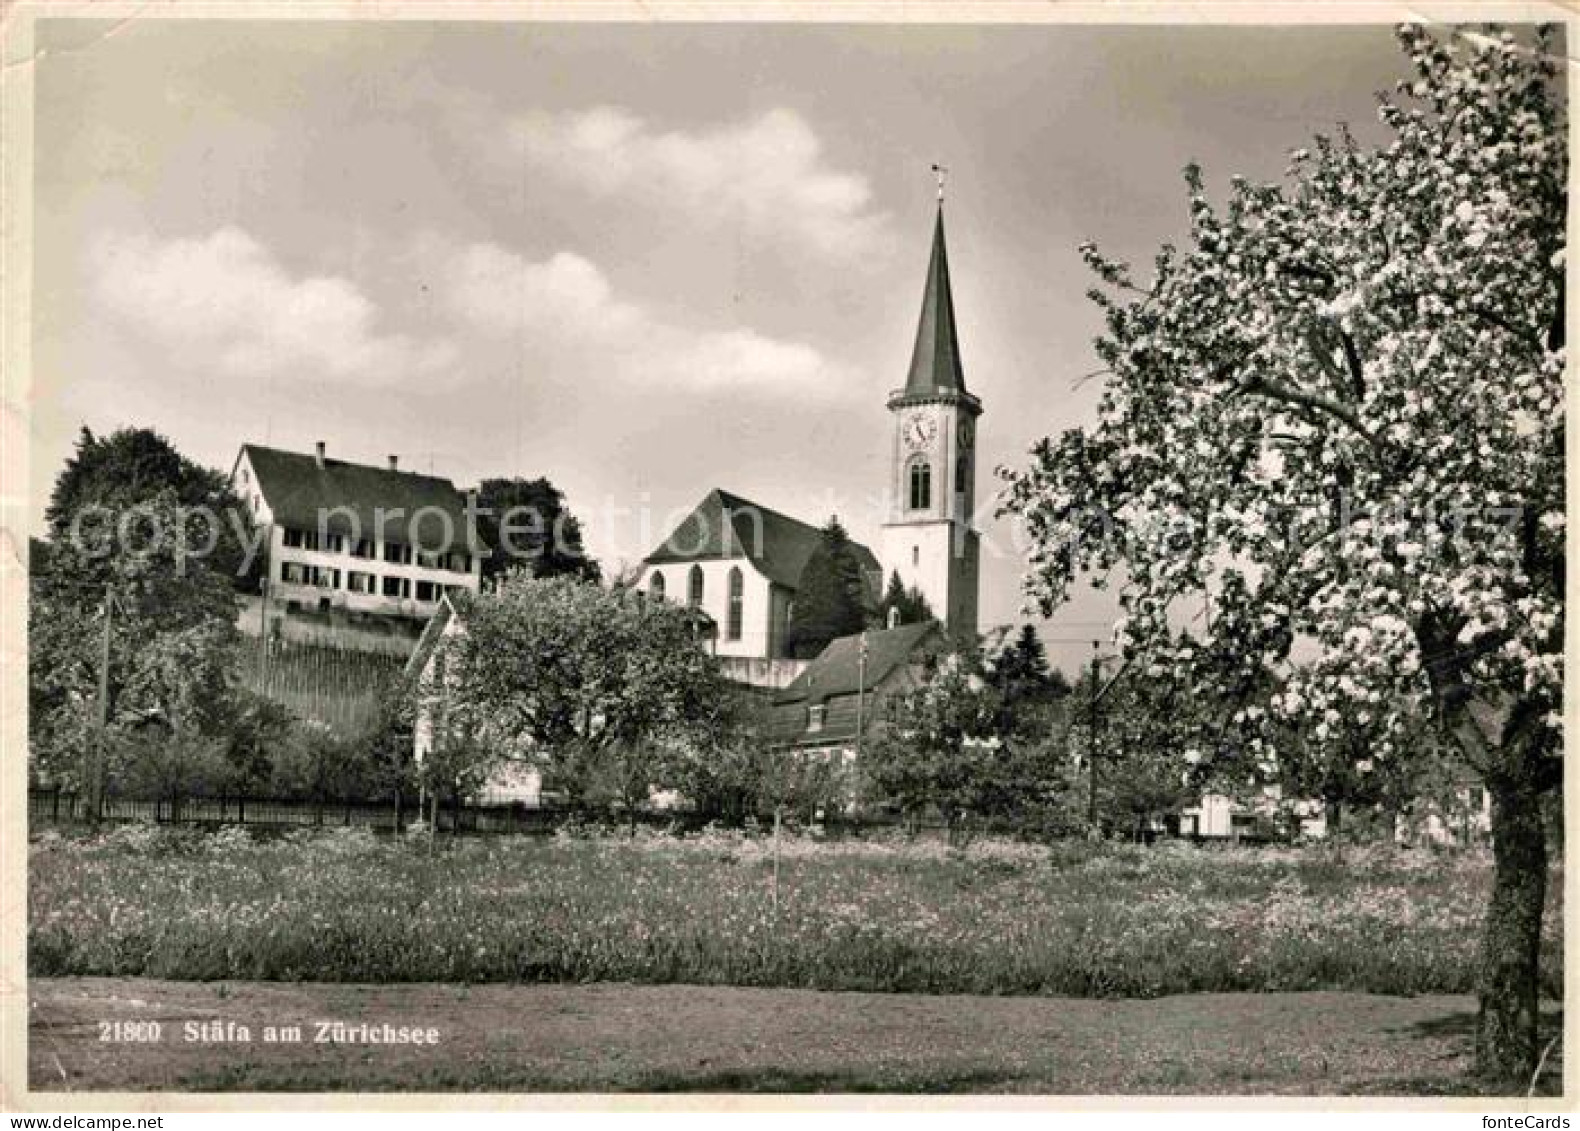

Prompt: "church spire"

[903,203,967,397]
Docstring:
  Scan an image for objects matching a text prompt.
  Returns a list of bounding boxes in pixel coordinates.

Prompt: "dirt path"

[25,977,1562,1095]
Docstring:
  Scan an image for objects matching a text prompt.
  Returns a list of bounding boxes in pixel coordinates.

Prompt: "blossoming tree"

[427,574,726,815]
[999,25,1563,1086]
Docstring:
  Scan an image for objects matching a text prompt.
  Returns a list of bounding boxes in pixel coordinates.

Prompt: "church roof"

[903,207,968,398]
[644,488,881,594]
[237,443,483,551]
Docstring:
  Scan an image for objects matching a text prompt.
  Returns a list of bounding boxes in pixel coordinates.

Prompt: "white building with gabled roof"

[230,441,484,639]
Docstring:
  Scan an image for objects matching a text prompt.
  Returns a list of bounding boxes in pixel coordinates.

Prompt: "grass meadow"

[28,824,1565,999]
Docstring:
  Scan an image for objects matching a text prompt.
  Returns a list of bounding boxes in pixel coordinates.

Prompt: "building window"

[383,541,412,565]
[382,575,410,599]
[416,548,443,570]
[808,704,826,733]
[955,456,968,495]
[415,580,439,603]
[727,567,743,641]
[351,538,375,559]
[442,551,471,573]
[347,571,376,594]
[688,565,704,608]
[323,533,345,554]
[649,572,666,600]
[282,527,320,551]
[318,568,340,590]
[281,561,309,585]
[908,460,932,510]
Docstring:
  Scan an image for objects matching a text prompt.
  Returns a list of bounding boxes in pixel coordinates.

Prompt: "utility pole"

[259,521,273,690]
[853,631,870,761]
[1086,639,1101,838]
[852,631,870,818]
[90,584,115,822]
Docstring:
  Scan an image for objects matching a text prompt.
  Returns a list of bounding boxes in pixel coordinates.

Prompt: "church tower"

[879,198,983,643]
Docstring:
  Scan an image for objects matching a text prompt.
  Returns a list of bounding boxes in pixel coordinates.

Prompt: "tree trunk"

[1476,772,1547,1090]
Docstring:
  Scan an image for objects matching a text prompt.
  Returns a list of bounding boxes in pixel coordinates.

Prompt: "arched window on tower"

[956,455,968,495]
[908,459,932,511]
[688,564,704,607]
[649,572,666,600]
[727,567,743,641]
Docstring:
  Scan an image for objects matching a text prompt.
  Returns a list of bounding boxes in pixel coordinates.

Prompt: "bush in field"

[427,575,726,814]
[868,653,1066,843]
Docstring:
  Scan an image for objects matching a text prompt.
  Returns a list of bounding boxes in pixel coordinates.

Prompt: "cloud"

[441,243,643,339]
[508,107,892,264]
[90,227,458,385]
[439,239,853,400]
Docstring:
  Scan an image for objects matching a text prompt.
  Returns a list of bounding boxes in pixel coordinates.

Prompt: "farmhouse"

[230,441,484,651]
[768,621,947,759]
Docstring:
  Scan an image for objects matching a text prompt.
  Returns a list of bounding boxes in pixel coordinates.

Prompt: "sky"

[30,17,1422,676]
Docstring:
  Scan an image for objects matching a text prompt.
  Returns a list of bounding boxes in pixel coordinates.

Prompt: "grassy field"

[28,977,1564,1094]
[28,824,1564,998]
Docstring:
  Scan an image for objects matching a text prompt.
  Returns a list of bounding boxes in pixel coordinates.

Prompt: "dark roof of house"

[775,620,943,706]
[643,488,881,594]
[767,621,945,747]
[404,591,466,678]
[237,444,482,551]
[903,207,968,398]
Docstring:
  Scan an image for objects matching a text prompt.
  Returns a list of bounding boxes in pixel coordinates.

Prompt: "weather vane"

[931,162,949,202]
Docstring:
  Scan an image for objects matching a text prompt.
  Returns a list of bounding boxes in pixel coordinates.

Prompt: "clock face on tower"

[903,413,936,450]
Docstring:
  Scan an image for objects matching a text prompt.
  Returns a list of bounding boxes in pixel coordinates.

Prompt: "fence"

[27,787,566,835]
[31,788,1199,844]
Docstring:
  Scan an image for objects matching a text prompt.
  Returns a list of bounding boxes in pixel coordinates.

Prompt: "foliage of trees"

[426,574,726,813]
[30,430,259,804]
[46,426,261,591]
[784,518,870,659]
[999,25,1563,1084]
[875,570,934,628]
[867,652,1066,844]
[473,476,600,584]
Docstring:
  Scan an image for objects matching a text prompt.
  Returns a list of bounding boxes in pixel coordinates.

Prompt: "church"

[637,199,985,679]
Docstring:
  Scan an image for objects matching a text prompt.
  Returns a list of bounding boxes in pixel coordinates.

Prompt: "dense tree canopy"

[31,430,256,797]
[473,476,600,584]
[429,575,725,810]
[1000,25,1563,1085]
[45,426,259,591]
[876,570,934,628]
[868,652,1064,844]
[785,518,869,659]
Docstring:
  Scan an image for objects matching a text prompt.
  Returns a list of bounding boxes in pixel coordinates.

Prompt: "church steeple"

[903,206,967,397]
[880,190,983,646]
